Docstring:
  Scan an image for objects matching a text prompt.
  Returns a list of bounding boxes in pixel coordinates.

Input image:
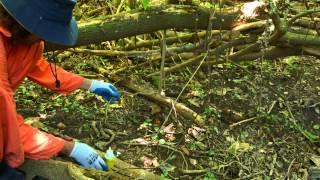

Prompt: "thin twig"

[116,0,125,14]
[229,117,256,128]
[159,30,167,93]
[159,53,208,129]
[269,153,278,176]
[91,121,101,137]
[102,129,116,146]
[235,171,265,180]
[285,158,295,179]
[179,169,207,175]
[288,9,320,26]
[267,100,277,114]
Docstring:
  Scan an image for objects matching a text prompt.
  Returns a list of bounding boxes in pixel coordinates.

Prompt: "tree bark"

[19,158,160,180]
[46,5,320,60]
[46,5,239,51]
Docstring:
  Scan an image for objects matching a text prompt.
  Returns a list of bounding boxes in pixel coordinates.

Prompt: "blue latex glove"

[70,142,108,171]
[89,80,120,102]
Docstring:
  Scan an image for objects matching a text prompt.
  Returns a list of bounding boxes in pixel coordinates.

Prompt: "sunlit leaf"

[141,0,151,10]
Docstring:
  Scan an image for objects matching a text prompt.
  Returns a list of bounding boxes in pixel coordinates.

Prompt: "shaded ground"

[15,52,320,179]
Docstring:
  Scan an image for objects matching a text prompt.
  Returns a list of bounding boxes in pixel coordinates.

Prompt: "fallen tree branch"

[69,48,159,57]
[45,5,239,51]
[88,63,204,125]
[44,4,320,60]
[19,157,159,179]
[70,43,199,57]
[231,46,301,61]
[146,36,257,78]
[288,9,320,26]
[232,20,267,32]
[122,30,223,50]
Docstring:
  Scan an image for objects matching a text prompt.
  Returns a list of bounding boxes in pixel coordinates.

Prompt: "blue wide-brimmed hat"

[0,0,78,46]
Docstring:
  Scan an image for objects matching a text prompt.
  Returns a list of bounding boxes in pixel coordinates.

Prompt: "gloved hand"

[89,80,120,102]
[70,142,107,171]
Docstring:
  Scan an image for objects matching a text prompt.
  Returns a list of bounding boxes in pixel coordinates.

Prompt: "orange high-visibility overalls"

[0,25,84,167]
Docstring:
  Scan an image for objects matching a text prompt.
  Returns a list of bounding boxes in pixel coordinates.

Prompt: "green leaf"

[151,75,160,88]
[159,139,166,145]
[141,0,151,10]
[204,172,217,180]
[303,130,319,142]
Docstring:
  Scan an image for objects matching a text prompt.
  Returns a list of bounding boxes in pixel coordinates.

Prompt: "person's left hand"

[69,142,108,171]
[89,80,120,102]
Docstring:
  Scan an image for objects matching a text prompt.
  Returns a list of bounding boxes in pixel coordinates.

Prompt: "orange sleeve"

[16,115,65,161]
[0,34,25,167]
[27,44,84,94]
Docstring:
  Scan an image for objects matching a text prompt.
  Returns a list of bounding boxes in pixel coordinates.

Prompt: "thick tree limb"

[45,5,320,56]
[280,32,320,46]
[45,5,239,51]
[231,47,302,61]
[19,158,159,180]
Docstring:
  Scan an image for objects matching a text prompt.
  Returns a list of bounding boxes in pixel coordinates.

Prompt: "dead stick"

[179,169,207,175]
[103,129,116,146]
[91,121,101,137]
[229,117,256,128]
[284,158,295,179]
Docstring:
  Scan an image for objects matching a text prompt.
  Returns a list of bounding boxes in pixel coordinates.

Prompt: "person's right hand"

[89,80,120,103]
[69,142,107,171]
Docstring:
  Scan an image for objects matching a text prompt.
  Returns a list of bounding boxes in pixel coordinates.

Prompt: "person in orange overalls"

[0,0,120,177]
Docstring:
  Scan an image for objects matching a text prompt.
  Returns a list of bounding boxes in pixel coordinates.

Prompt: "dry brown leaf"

[132,136,153,145]
[188,126,206,140]
[185,134,192,143]
[165,134,176,142]
[152,157,160,167]
[163,123,176,142]
[142,156,159,168]
[163,123,175,134]
[143,156,153,168]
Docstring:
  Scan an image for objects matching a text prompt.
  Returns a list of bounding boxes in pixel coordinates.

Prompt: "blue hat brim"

[0,0,79,46]
[33,17,78,46]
